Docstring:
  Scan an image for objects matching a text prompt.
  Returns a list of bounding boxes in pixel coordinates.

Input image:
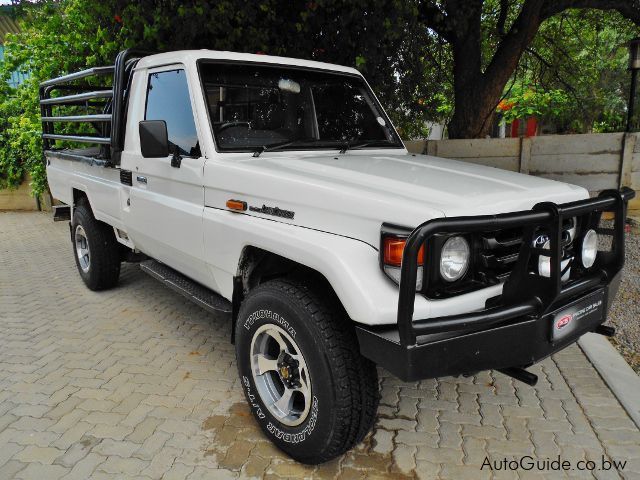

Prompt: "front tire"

[235,278,379,464]
[71,200,121,291]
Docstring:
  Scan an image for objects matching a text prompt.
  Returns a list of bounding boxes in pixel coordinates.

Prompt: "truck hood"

[205,151,589,247]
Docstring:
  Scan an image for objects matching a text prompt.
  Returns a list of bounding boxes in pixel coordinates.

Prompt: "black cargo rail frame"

[39,49,152,165]
[396,187,635,347]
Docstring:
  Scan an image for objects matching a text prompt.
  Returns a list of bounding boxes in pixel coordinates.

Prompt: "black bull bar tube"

[356,188,635,381]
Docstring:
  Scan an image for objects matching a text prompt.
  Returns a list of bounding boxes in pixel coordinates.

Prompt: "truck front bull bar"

[355,187,634,381]
[396,187,634,347]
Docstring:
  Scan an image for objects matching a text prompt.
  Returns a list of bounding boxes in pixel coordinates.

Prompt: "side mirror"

[139,120,169,158]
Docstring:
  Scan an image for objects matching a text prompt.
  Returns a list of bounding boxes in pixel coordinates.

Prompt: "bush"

[0,0,126,197]
[0,0,442,197]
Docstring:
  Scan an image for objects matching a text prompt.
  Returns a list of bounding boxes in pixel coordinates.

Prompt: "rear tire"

[71,200,121,291]
[235,277,379,464]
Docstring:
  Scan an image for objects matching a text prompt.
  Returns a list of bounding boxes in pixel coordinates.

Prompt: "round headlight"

[581,229,598,268]
[440,236,470,282]
[537,239,571,280]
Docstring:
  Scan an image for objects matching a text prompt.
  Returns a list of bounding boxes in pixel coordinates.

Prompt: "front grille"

[478,227,523,283]
[423,217,581,299]
[479,217,577,284]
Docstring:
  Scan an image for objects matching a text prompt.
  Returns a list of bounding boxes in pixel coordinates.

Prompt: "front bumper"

[356,188,634,381]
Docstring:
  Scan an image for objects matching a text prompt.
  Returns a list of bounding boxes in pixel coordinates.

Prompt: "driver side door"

[127,67,210,286]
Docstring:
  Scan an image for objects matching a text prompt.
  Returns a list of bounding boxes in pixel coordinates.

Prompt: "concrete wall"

[0,178,39,211]
[405,132,640,211]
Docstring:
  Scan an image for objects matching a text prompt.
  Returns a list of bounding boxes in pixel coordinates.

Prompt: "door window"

[145,69,200,156]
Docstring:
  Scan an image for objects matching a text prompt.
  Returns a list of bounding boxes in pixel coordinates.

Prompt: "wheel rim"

[75,224,91,273]
[250,323,312,427]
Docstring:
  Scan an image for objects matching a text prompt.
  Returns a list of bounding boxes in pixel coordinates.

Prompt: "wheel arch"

[231,246,344,342]
[72,187,91,213]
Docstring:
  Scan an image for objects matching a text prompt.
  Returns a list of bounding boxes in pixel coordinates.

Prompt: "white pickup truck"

[42,49,634,464]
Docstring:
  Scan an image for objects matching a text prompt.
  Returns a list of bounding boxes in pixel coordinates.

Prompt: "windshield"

[199,62,403,152]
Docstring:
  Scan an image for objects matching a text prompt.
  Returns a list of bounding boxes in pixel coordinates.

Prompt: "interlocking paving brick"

[393,444,417,473]
[372,428,394,454]
[141,446,181,480]
[440,463,492,480]
[93,438,140,458]
[61,452,106,480]
[125,416,162,444]
[14,462,69,480]
[10,429,60,448]
[461,436,487,466]
[54,436,100,468]
[241,454,271,478]
[134,430,171,461]
[0,442,25,468]
[395,430,438,448]
[0,460,27,479]
[9,405,50,419]
[51,422,93,450]
[49,410,87,434]
[163,462,195,479]
[1,211,639,479]
[77,399,117,413]
[96,456,148,475]
[13,445,64,464]
[377,417,417,431]
[46,397,83,421]
[83,412,124,426]
[9,416,56,433]
[88,424,133,441]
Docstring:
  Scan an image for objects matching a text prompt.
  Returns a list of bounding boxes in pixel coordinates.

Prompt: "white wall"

[405,132,640,211]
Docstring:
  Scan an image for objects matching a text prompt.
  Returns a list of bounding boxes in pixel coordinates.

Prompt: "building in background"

[0,6,26,88]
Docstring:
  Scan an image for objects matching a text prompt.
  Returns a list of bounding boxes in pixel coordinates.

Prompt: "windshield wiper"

[338,139,397,154]
[252,139,319,157]
[251,138,398,157]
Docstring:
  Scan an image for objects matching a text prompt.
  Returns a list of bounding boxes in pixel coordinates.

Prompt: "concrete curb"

[579,332,640,428]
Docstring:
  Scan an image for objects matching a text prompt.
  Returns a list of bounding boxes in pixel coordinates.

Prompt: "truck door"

[125,66,210,286]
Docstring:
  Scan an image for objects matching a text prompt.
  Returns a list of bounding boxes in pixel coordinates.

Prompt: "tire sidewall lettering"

[266,396,318,444]
[243,309,297,339]
[241,309,322,443]
[242,376,265,419]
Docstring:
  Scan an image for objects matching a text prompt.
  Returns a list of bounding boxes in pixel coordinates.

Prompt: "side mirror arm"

[170,144,182,168]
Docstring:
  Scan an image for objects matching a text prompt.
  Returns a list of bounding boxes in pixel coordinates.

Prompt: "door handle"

[136,175,147,184]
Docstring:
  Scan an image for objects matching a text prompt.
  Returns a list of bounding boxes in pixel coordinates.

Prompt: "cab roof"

[136,50,362,76]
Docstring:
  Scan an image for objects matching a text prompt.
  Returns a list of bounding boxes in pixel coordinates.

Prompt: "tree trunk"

[448,81,498,138]
[444,0,491,138]
[446,0,546,138]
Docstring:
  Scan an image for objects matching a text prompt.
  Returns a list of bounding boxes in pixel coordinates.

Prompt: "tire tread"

[240,277,379,463]
[72,200,120,290]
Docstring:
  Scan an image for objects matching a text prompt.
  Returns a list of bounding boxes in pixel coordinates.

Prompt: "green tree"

[497,84,569,126]
[0,0,441,195]
[417,0,640,138]
[3,0,640,197]
[0,0,127,194]
[521,9,637,132]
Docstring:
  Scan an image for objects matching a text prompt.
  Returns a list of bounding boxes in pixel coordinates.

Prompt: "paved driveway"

[1,212,639,479]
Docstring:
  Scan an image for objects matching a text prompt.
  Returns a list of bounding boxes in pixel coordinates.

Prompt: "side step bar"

[140,260,232,315]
